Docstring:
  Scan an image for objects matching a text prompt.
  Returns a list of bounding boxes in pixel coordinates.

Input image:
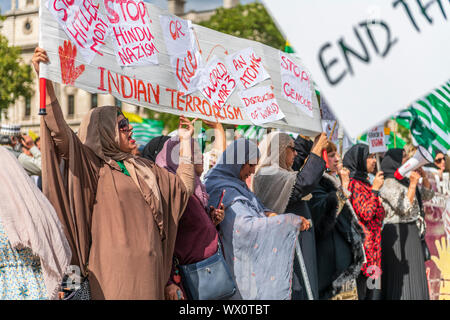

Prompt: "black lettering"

[359,20,399,57]
[416,0,447,23]
[393,0,421,32]
[338,27,371,76]
[318,42,347,86]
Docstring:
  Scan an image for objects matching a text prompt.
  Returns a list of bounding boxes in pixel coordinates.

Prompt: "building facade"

[0,0,239,133]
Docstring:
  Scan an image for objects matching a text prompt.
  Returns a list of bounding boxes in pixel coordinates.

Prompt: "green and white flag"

[123,112,164,147]
[395,81,450,159]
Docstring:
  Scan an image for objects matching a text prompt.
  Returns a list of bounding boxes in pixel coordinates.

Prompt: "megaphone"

[394,146,433,180]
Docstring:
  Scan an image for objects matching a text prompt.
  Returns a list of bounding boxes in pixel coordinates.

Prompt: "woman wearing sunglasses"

[33,48,195,300]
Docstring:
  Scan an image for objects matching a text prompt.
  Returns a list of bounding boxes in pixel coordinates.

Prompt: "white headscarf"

[0,146,71,300]
[252,132,298,213]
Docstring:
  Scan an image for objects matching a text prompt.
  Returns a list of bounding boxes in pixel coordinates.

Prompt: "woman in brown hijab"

[32,48,195,300]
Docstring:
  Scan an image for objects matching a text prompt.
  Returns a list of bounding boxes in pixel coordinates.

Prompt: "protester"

[379,148,433,300]
[434,151,446,180]
[142,136,171,162]
[33,47,195,300]
[308,142,366,300]
[156,137,225,300]
[204,138,309,299]
[0,146,71,300]
[343,144,385,300]
[252,132,324,299]
[0,125,42,176]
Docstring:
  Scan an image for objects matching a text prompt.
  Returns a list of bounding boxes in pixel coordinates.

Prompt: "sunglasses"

[118,118,131,132]
[435,157,445,163]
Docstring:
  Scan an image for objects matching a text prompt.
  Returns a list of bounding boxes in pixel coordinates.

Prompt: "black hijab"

[380,148,409,185]
[343,144,370,182]
[141,135,170,162]
[292,135,313,171]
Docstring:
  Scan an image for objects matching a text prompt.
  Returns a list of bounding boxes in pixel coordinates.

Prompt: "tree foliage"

[0,33,33,112]
[199,2,285,51]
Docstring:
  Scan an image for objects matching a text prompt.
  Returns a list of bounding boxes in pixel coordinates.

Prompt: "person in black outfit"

[308,142,366,299]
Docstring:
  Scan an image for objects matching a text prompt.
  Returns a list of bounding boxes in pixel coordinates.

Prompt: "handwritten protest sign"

[280,51,313,118]
[238,86,285,125]
[107,0,158,66]
[47,0,110,63]
[262,0,450,137]
[198,57,237,111]
[322,120,339,144]
[226,48,270,90]
[39,2,323,136]
[368,126,387,154]
[160,15,203,95]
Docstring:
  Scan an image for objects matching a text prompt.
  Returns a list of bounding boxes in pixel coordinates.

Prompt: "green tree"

[0,32,33,113]
[199,2,285,50]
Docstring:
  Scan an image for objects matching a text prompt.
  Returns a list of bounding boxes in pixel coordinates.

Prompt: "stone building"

[0,0,240,133]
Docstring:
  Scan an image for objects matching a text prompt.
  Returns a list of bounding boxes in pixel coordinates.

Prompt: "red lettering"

[169,19,186,40]
[121,75,133,98]
[97,66,106,91]
[104,0,119,23]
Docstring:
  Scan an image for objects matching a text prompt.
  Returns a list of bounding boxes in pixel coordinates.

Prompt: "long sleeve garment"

[380,178,434,225]
[41,99,194,300]
[285,153,326,300]
[309,173,365,299]
[18,146,42,176]
[348,178,385,278]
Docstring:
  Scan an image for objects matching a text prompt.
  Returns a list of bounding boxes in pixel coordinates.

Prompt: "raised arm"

[32,47,73,159]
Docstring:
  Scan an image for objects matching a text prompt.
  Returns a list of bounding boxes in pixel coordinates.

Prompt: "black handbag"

[176,241,236,300]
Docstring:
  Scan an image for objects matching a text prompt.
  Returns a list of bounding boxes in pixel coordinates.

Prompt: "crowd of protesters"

[0,47,448,300]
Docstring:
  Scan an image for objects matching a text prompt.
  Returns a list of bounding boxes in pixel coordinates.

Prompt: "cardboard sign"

[107,0,158,66]
[280,51,313,117]
[238,86,285,125]
[226,48,270,90]
[198,57,237,111]
[47,0,110,63]
[39,2,324,136]
[368,126,387,154]
[262,0,450,137]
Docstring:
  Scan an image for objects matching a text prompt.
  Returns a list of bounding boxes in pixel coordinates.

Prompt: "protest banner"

[160,15,203,94]
[262,0,450,137]
[279,51,313,118]
[226,48,270,90]
[198,56,237,110]
[368,125,388,154]
[39,2,323,136]
[238,85,285,126]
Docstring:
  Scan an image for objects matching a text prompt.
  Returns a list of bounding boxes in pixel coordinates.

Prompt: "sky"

[0,0,256,14]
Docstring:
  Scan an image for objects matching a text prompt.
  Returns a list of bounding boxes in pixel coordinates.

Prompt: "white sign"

[47,0,110,64]
[159,15,192,56]
[39,2,324,136]
[238,86,285,125]
[108,0,158,66]
[160,15,203,94]
[226,48,270,90]
[280,52,313,117]
[262,0,450,137]
[368,126,387,154]
[198,57,237,111]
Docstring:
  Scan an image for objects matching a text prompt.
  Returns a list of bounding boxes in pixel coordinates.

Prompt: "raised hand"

[178,116,195,141]
[431,237,450,300]
[32,47,49,76]
[58,40,85,85]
